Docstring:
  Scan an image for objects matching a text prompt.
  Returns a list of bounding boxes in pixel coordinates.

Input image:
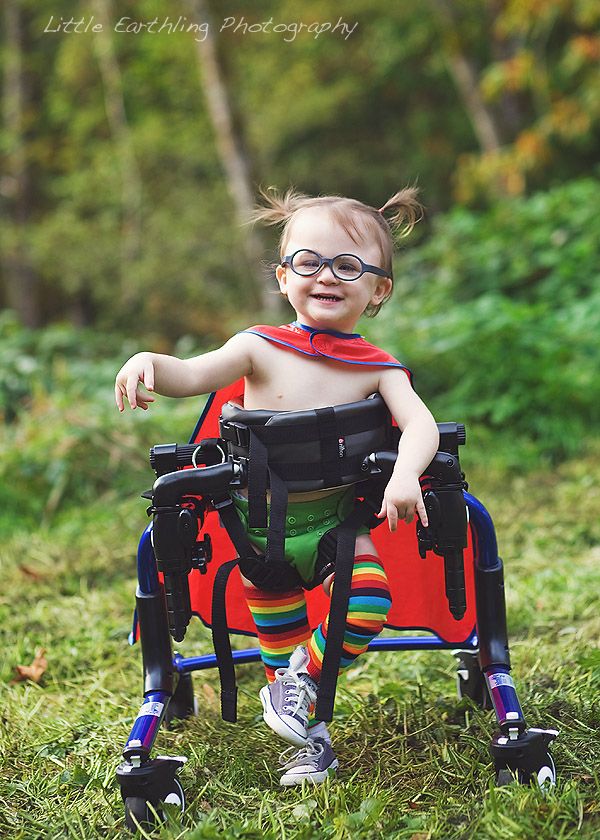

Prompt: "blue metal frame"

[124,486,528,763]
[125,690,170,759]
[137,524,158,595]
[464,491,498,571]
[132,491,501,671]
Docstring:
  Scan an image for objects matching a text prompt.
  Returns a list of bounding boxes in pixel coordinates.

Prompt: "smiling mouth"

[311,293,342,302]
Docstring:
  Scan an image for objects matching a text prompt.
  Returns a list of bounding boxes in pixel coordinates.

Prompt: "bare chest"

[244,343,381,411]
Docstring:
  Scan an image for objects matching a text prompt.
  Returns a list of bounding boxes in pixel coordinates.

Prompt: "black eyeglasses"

[281,249,390,282]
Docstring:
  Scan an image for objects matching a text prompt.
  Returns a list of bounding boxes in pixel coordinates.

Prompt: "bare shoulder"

[220,330,265,369]
[377,364,413,393]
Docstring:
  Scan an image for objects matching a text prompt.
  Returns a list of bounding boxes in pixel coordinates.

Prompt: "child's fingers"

[115,382,124,411]
[143,362,155,392]
[416,496,428,528]
[387,505,398,532]
[137,388,155,403]
[135,387,155,410]
[126,374,141,409]
[377,501,386,519]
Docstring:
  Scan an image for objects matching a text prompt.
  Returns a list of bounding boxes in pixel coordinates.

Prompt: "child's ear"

[276,264,287,293]
[371,276,392,305]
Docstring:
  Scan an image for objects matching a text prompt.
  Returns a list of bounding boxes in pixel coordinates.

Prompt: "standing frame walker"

[116,382,558,831]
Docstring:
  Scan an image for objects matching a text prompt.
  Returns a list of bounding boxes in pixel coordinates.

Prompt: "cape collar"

[291,321,362,340]
[242,323,411,375]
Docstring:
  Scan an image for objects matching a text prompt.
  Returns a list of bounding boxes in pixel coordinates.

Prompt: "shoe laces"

[273,669,317,721]
[279,739,323,771]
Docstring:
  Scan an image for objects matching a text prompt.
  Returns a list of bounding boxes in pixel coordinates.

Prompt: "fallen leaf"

[201,682,217,705]
[18,564,45,581]
[13,648,47,683]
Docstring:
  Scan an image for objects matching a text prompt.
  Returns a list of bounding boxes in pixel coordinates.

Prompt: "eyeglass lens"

[291,250,362,280]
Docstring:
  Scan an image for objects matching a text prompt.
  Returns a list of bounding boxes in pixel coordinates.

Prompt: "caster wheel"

[163,778,186,810]
[165,672,197,725]
[125,797,153,832]
[534,753,556,790]
[124,780,185,832]
[496,755,555,790]
[496,769,515,786]
[492,728,558,793]
[455,650,491,710]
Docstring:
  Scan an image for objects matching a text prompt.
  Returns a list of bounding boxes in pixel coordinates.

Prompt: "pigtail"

[378,186,424,237]
[249,186,309,227]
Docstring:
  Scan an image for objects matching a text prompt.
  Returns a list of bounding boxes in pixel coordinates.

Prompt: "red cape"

[186,324,476,643]
[242,322,409,369]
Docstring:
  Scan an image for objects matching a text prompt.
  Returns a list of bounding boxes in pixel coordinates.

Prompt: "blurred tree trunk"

[186,0,277,314]
[92,0,142,303]
[487,0,529,143]
[1,0,40,327]
[430,0,502,153]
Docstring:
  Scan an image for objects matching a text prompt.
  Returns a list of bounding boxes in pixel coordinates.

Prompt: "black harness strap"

[251,456,365,484]
[247,428,288,568]
[213,494,256,559]
[211,558,240,723]
[315,406,343,489]
[248,431,269,529]
[265,467,288,569]
[315,524,356,721]
[314,492,384,721]
[210,495,267,724]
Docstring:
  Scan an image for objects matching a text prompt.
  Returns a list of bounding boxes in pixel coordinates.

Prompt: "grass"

[1,433,599,838]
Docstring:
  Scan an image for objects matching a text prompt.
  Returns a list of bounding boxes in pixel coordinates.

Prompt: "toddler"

[115,187,439,784]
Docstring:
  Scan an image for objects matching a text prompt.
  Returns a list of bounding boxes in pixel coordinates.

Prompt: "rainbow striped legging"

[243,553,392,685]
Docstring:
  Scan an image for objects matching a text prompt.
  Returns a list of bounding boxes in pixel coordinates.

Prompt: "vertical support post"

[466,493,526,736]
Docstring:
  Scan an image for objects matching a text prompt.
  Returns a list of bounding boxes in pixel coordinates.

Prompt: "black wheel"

[496,768,515,786]
[124,780,185,832]
[496,753,556,790]
[455,650,492,709]
[534,753,556,790]
[165,672,197,724]
[162,778,186,811]
[125,797,153,832]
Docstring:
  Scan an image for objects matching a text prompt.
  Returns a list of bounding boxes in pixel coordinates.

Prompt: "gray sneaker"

[259,646,318,746]
[279,737,339,786]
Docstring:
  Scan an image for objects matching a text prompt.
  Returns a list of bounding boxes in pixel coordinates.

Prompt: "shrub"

[367,177,600,459]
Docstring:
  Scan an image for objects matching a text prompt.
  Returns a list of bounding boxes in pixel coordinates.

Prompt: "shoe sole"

[259,686,307,747]
[280,761,339,786]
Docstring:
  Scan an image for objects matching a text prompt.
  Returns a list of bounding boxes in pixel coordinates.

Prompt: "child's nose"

[316,264,338,283]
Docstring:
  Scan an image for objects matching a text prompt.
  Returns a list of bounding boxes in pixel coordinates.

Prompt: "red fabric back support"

[185,382,476,643]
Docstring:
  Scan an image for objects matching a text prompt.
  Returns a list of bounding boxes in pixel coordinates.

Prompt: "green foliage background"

[1,4,600,834]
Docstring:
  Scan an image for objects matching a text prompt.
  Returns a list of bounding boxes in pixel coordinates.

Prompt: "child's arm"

[377,367,440,531]
[114,333,254,412]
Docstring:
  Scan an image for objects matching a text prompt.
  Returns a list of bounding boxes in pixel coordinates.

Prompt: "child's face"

[276,208,392,333]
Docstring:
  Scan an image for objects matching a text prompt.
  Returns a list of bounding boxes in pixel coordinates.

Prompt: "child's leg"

[305,551,392,681]
[241,577,311,682]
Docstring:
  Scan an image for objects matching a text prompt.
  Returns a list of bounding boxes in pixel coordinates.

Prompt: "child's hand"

[114,353,156,412]
[377,472,427,532]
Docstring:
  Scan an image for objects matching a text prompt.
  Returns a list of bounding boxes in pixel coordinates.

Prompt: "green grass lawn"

[1,444,599,838]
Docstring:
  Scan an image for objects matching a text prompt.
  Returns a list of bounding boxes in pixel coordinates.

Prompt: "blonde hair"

[251,187,423,316]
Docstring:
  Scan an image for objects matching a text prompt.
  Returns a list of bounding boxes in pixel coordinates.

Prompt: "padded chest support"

[219,393,395,494]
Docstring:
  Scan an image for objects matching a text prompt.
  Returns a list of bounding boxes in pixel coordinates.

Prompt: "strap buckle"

[219,419,250,448]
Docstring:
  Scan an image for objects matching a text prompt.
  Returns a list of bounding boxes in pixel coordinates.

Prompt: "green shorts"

[232,486,370,584]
